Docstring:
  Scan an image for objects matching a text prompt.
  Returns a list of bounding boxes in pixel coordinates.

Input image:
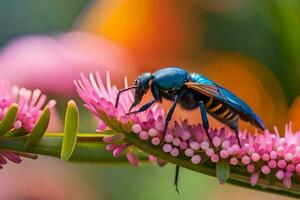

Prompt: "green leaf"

[61,100,79,161]
[0,103,18,136]
[25,106,51,149]
[216,159,230,185]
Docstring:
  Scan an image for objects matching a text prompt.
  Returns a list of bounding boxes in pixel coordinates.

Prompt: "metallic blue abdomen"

[153,67,189,90]
[190,73,265,130]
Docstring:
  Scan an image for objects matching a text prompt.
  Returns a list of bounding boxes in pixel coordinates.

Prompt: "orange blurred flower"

[78,0,204,68]
[173,52,288,133]
[288,96,300,131]
[199,53,288,132]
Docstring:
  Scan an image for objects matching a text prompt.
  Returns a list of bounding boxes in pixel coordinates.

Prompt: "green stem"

[0,133,149,164]
[44,132,111,140]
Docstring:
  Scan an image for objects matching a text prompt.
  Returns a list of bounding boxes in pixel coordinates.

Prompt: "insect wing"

[186,73,265,130]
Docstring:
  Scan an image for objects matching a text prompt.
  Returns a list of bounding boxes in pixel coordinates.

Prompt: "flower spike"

[76,71,300,195]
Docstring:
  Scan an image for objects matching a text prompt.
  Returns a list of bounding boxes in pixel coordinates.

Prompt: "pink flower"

[75,72,165,166]
[0,81,55,168]
[76,72,300,188]
[0,81,56,132]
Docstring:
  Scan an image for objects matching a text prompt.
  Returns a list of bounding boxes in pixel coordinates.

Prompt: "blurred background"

[0,0,299,199]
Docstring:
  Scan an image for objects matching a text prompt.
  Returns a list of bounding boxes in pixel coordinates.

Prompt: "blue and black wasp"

[115,66,266,192]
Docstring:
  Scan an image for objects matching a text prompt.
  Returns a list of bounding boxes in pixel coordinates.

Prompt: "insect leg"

[151,83,162,102]
[199,101,213,144]
[174,165,180,194]
[234,128,242,148]
[162,95,178,137]
[115,86,138,108]
[126,99,156,115]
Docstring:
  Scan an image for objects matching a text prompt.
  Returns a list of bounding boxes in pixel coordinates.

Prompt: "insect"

[115,66,266,192]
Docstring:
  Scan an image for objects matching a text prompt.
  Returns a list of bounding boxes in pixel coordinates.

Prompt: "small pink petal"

[230,157,238,165]
[247,147,255,156]
[148,128,158,137]
[172,138,181,147]
[181,130,191,141]
[220,150,229,159]
[0,155,7,165]
[2,152,22,163]
[221,140,230,149]
[180,141,188,150]
[200,141,210,150]
[205,148,214,157]
[275,170,285,180]
[284,153,293,162]
[184,148,194,157]
[287,164,296,172]
[211,154,219,163]
[250,173,259,186]
[230,144,240,154]
[277,146,285,157]
[285,171,293,178]
[151,137,161,145]
[270,151,277,160]
[164,134,173,143]
[247,164,255,173]
[113,145,127,157]
[262,153,270,161]
[283,177,292,188]
[132,124,142,134]
[170,148,179,157]
[105,144,120,152]
[157,159,167,167]
[212,137,221,147]
[13,120,22,129]
[251,153,260,162]
[191,155,201,164]
[241,156,251,165]
[103,133,124,143]
[268,160,277,169]
[190,141,200,150]
[120,115,129,124]
[139,131,149,141]
[261,165,271,175]
[278,160,287,169]
[126,152,139,166]
[162,144,172,153]
[148,155,157,163]
[97,120,107,131]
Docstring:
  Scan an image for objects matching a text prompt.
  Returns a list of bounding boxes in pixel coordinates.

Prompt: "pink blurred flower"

[0,31,136,95]
[76,72,300,188]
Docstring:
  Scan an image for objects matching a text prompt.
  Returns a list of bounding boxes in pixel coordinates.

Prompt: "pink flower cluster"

[75,72,166,166]
[75,72,300,188]
[0,81,55,168]
[0,81,56,132]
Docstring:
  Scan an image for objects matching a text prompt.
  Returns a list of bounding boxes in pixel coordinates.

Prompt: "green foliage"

[61,100,79,161]
[0,103,18,136]
[216,159,230,184]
